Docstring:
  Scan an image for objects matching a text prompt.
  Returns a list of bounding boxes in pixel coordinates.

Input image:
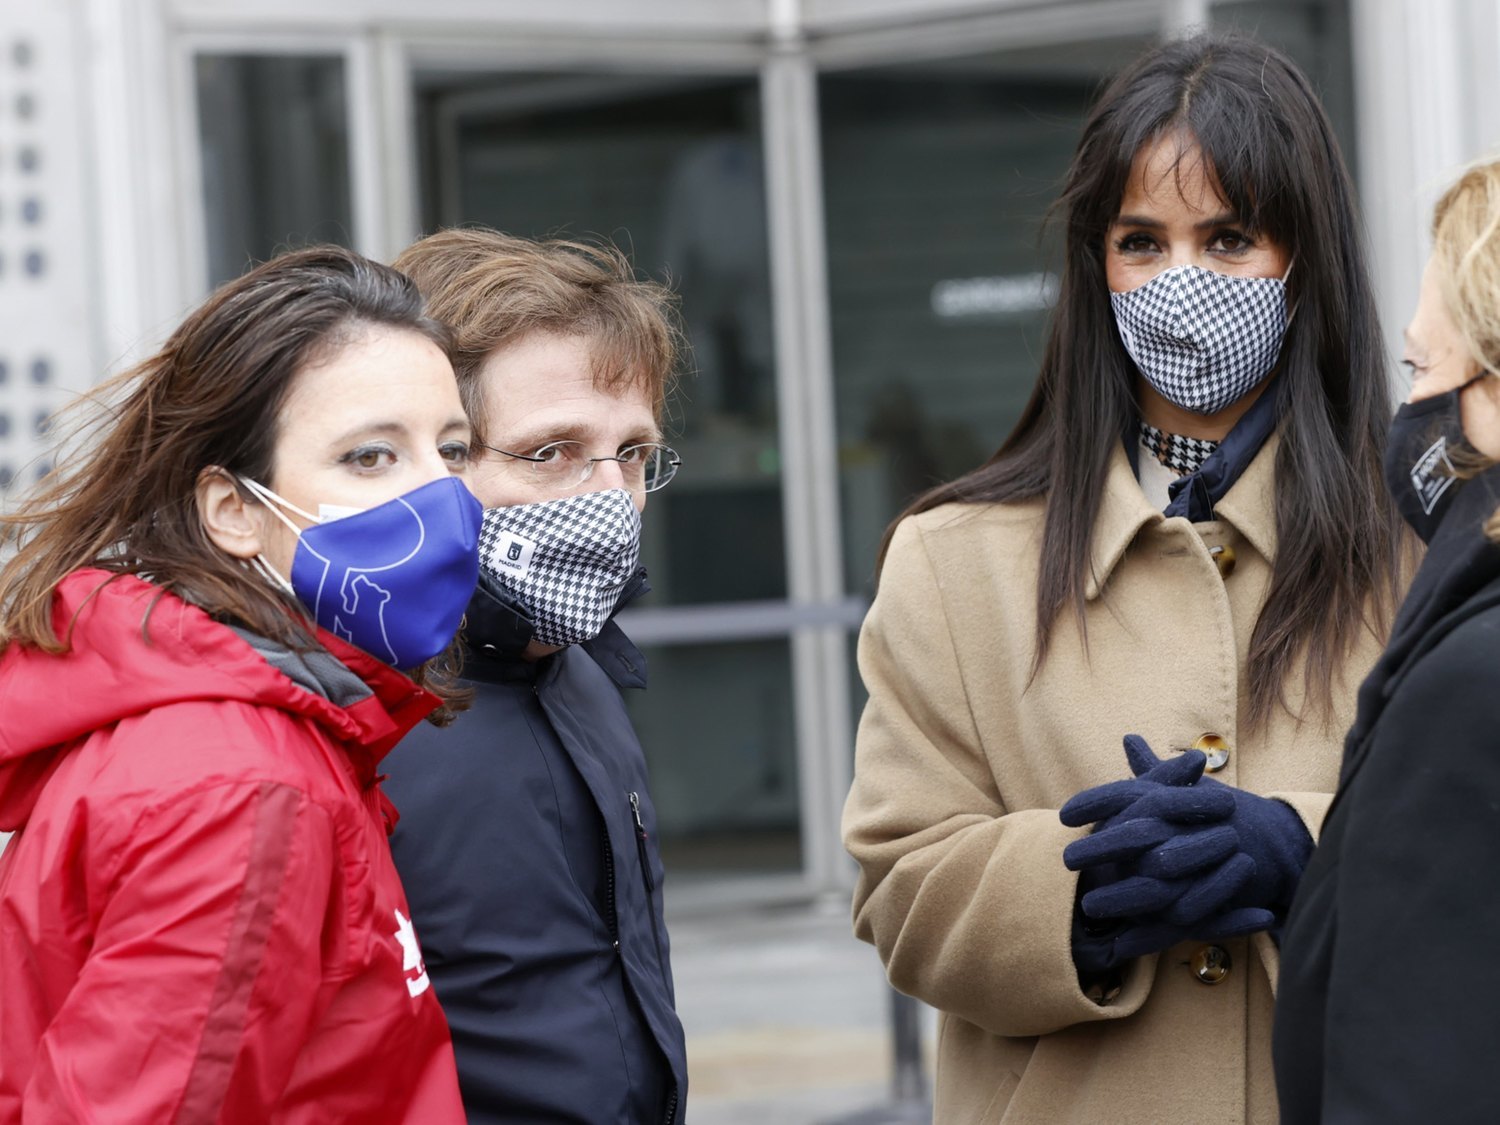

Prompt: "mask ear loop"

[237,475,322,532]
[235,476,312,600]
[247,554,296,597]
[1280,257,1300,330]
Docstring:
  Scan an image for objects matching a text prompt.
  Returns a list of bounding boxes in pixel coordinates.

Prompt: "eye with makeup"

[439,441,471,471]
[340,444,397,471]
[1207,227,1257,255]
[1112,231,1159,256]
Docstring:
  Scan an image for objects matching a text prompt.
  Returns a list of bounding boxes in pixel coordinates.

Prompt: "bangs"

[1075,44,1309,251]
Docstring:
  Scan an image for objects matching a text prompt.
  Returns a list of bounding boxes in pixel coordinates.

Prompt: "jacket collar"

[461,568,651,690]
[1333,465,1500,792]
[1085,430,1281,600]
[305,627,439,772]
[0,571,438,830]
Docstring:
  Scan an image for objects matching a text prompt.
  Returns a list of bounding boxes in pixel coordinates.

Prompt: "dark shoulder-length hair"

[883,32,1405,726]
[0,244,471,722]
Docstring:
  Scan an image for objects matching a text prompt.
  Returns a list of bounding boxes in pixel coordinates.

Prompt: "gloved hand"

[1060,739,1235,835]
[1065,734,1312,927]
[1063,740,1266,974]
[1061,738,1236,899]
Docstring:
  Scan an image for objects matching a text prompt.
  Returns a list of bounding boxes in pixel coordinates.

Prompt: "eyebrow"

[1113,212,1241,231]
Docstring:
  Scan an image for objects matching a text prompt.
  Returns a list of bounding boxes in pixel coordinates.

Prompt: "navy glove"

[1132,735,1311,918]
[1064,739,1265,973]
[1061,740,1236,895]
[1072,913,1184,976]
[1069,735,1312,926]
[1060,740,1235,834]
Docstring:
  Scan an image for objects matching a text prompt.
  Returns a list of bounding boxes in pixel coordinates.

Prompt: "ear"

[196,467,265,560]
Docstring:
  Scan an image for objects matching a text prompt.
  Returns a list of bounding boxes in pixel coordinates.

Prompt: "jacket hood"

[0,569,437,831]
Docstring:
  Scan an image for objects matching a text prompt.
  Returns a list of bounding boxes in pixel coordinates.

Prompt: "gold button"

[1210,544,1236,578]
[1191,944,1231,984]
[1192,733,1230,772]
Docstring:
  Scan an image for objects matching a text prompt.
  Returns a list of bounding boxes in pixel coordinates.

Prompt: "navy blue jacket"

[383,573,686,1124]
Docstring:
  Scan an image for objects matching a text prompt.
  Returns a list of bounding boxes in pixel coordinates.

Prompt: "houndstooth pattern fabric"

[478,488,642,647]
[1111,264,1288,415]
[1139,422,1219,477]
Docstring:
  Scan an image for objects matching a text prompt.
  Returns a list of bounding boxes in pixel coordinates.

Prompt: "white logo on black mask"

[478,488,642,647]
[1110,264,1289,415]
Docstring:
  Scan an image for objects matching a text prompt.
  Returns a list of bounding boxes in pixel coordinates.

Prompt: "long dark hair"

[883,33,1405,726]
[0,244,470,720]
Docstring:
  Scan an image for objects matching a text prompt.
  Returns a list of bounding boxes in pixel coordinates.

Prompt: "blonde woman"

[1275,159,1500,1122]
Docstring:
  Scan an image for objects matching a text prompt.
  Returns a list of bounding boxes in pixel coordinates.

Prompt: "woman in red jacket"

[0,245,482,1122]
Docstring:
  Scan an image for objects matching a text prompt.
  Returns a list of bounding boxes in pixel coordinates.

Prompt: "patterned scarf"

[1139,422,1219,478]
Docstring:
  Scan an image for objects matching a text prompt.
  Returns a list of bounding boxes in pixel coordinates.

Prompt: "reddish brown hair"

[393,227,682,442]
[0,244,470,719]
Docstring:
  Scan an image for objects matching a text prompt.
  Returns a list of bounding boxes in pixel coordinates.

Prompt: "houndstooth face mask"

[478,488,642,648]
[1110,264,1289,415]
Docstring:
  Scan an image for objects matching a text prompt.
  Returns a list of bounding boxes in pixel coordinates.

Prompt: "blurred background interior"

[2,1,1497,1119]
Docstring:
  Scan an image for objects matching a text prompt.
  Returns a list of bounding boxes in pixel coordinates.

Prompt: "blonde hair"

[393,228,683,444]
[1432,159,1500,377]
[1431,159,1500,540]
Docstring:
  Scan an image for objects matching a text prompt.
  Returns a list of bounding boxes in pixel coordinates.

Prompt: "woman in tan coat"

[843,34,1406,1124]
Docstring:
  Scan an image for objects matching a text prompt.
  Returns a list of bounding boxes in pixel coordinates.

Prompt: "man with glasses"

[382,229,687,1125]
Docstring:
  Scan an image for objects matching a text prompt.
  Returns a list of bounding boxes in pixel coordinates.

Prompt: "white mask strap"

[238,476,320,534]
[248,554,296,597]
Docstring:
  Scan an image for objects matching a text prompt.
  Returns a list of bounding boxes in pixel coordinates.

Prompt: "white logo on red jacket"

[393,909,431,998]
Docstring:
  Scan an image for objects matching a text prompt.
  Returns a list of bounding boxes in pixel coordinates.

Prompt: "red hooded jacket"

[0,571,466,1123]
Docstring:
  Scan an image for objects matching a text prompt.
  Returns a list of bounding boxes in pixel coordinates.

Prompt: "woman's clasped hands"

[1060,735,1311,972]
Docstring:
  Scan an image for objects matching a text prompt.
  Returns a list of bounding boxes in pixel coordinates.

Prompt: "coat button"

[1191,944,1231,984]
[1192,733,1230,772]
[1209,544,1236,578]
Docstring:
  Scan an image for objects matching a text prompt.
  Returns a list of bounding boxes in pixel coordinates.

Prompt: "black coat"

[1275,469,1500,1123]
[383,573,686,1125]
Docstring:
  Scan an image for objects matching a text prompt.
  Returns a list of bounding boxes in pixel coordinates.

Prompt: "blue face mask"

[240,475,483,669]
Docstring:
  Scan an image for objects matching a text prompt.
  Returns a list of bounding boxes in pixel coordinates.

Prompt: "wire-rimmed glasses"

[480,440,682,493]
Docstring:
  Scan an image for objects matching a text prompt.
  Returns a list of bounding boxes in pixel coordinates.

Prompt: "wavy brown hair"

[394,227,683,442]
[0,244,471,721]
[881,33,1407,726]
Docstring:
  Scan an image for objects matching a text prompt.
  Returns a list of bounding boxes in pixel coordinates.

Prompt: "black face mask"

[1383,379,1482,543]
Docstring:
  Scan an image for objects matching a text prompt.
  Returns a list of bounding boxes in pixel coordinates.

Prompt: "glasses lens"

[522,441,588,486]
[642,445,680,492]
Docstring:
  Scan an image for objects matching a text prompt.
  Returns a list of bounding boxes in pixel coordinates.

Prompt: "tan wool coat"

[843,436,1389,1124]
